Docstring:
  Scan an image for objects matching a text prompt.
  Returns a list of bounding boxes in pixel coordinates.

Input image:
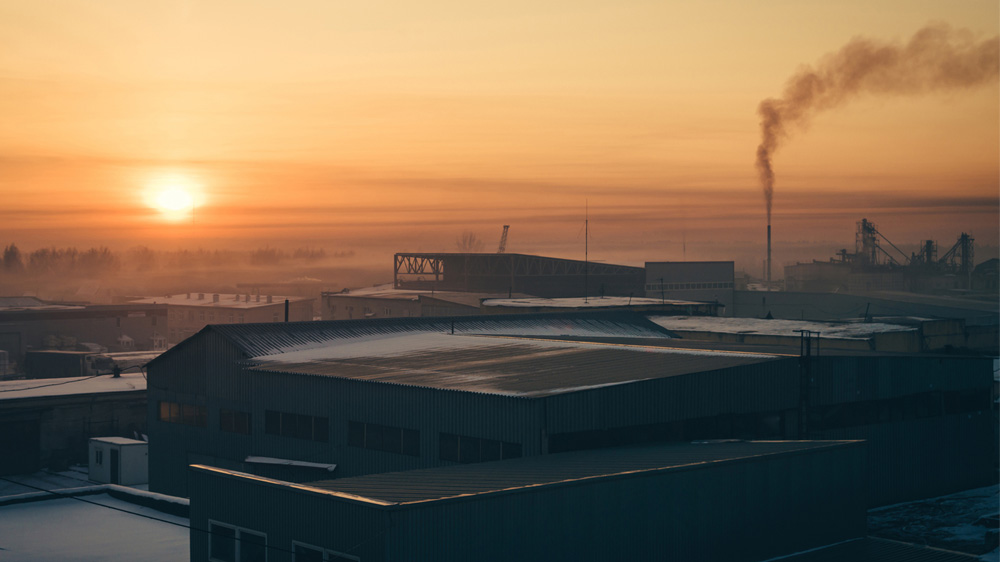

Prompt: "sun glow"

[144,173,204,222]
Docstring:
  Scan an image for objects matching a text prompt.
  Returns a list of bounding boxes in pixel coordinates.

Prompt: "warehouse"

[393,252,645,297]
[147,311,995,506]
[189,439,867,562]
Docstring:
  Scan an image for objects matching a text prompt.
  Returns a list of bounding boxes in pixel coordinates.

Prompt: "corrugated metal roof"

[249,335,777,397]
[204,311,676,359]
[200,440,857,506]
[770,537,979,561]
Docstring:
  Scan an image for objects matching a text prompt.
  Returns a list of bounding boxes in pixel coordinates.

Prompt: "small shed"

[89,437,148,485]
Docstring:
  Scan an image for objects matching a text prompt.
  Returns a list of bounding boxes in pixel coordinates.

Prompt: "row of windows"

[645,282,734,291]
[158,401,207,427]
[171,310,246,324]
[347,421,420,456]
[209,521,361,562]
[264,410,329,442]
[439,433,522,464]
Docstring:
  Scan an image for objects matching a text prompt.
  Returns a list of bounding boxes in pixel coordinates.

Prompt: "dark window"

[440,433,522,464]
[210,523,236,562]
[349,421,419,456]
[239,530,266,562]
[221,410,251,435]
[295,544,324,562]
[266,409,327,441]
[402,428,420,457]
[159,401,205,427]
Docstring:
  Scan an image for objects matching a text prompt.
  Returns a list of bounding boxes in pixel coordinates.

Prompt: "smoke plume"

[756,24,999,223]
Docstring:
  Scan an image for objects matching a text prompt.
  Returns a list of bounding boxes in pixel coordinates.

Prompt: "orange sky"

[0,0,996,268]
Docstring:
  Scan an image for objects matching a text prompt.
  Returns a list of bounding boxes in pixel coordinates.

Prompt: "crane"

[497,225,509,254]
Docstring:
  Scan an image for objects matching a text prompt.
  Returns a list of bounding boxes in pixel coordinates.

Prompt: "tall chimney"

[767,224,772,291]
[284,299,289,322]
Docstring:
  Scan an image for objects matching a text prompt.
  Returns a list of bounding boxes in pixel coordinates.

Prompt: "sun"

[144,173,204,222]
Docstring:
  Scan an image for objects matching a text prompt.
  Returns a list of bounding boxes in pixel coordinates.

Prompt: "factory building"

[189,440,867,562]
[146,312,994,508]
[129,292,314,345]
[393,253,644,297]
[0,297,167,373]
[320,284,531,321]
[645,261,735,316]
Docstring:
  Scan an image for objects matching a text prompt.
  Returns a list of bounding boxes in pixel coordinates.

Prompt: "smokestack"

[768,224,774,290]
[284,299,289,322]
[755,25,998,236]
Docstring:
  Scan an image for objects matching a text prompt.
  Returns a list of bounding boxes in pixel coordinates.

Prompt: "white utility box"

[88,437,148,485]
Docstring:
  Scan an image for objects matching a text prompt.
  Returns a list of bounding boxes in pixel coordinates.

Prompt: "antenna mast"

[584,201,589,304]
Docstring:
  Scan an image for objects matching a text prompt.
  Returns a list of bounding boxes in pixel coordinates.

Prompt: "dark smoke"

[756,24,999,223]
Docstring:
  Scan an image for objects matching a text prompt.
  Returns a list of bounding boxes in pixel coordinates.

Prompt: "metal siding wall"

[190,469,389,562]
[384,445,865,562]
[818,411,995,506]
[811,356,992,405]
[544,360,798,433]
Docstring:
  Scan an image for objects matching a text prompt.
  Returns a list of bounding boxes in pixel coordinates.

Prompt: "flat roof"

[129,293,311,309]
[482,296,711,308]
[768,537,979,561]
[0,492,187,561]
[250,331,779,397]
[0,371,146,401]
[649,316,916,340]
[194,440,858,507]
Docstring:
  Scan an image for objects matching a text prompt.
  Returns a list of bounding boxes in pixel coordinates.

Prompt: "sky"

[0,0,997,267]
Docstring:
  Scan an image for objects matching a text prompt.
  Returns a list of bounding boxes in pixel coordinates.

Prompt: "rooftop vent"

[213,294,220,303]
[198,293,205,300]
[266,295,273,304]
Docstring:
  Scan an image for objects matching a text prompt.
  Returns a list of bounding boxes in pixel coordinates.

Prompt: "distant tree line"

[0,243,354,277]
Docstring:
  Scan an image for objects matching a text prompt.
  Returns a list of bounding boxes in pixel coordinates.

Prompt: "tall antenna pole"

[584,200,589,304]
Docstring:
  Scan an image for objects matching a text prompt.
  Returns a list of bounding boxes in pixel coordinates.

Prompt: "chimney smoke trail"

[755,24,999,224]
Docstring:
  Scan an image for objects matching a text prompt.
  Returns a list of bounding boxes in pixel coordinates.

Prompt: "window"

[158,401,207,428]
[209,312,215,322]
[229,313,235,323]
[152,315,157,326]
[273,313,279,322]
[94,449,103,465]
[439,433,521,463]
[239,313,245,324]
[220,409,252,435]
[210,521,267,562]
[200,311,206,322]
[264,410,328,442]
[347,421,420,457]
[293,542,360,562]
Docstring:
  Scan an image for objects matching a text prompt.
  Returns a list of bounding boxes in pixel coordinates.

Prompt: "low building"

[321,285,531,320]
[0,297,167,373]
[129,293,314,345]
[88,436,148,485]
[190,440,866,562]
[645,261,735,316]
[0,371,147,475]
[481,296,720,316]
[394,253,645,297]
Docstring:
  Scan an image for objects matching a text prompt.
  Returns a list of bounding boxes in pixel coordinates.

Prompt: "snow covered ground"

[868,484,999,559]
[649,315,915,339]
[0,370,146,400]
[0,493,188,561]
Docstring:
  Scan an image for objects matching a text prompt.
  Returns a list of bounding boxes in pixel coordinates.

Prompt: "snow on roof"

[0,493,187,561]
[0,371,146,401]
[129,293,311,308]
[245,456,336,471]
[251,331,777,397]
[91,436,146,446]
[0,296,82,312]
[482,296,709,308]
[648,316,916,340]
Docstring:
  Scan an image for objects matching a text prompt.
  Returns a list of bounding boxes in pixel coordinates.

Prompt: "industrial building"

[645,261,735,316]
[190,440,866,562]
[321,284,532,320]
[0,297,167,373]
[146,312,995,508]
[0,371,147,475]
[480,296,720,316]
[129,292,314,345]
[393,252,644,297]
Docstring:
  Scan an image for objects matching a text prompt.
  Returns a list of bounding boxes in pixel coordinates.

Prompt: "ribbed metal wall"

[190,444,866,562]
[543,358,799,433]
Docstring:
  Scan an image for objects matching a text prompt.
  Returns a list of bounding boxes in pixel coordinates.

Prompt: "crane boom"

[497,225,509,254]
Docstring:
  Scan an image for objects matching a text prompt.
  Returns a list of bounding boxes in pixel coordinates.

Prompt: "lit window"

[210,522,267,562]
